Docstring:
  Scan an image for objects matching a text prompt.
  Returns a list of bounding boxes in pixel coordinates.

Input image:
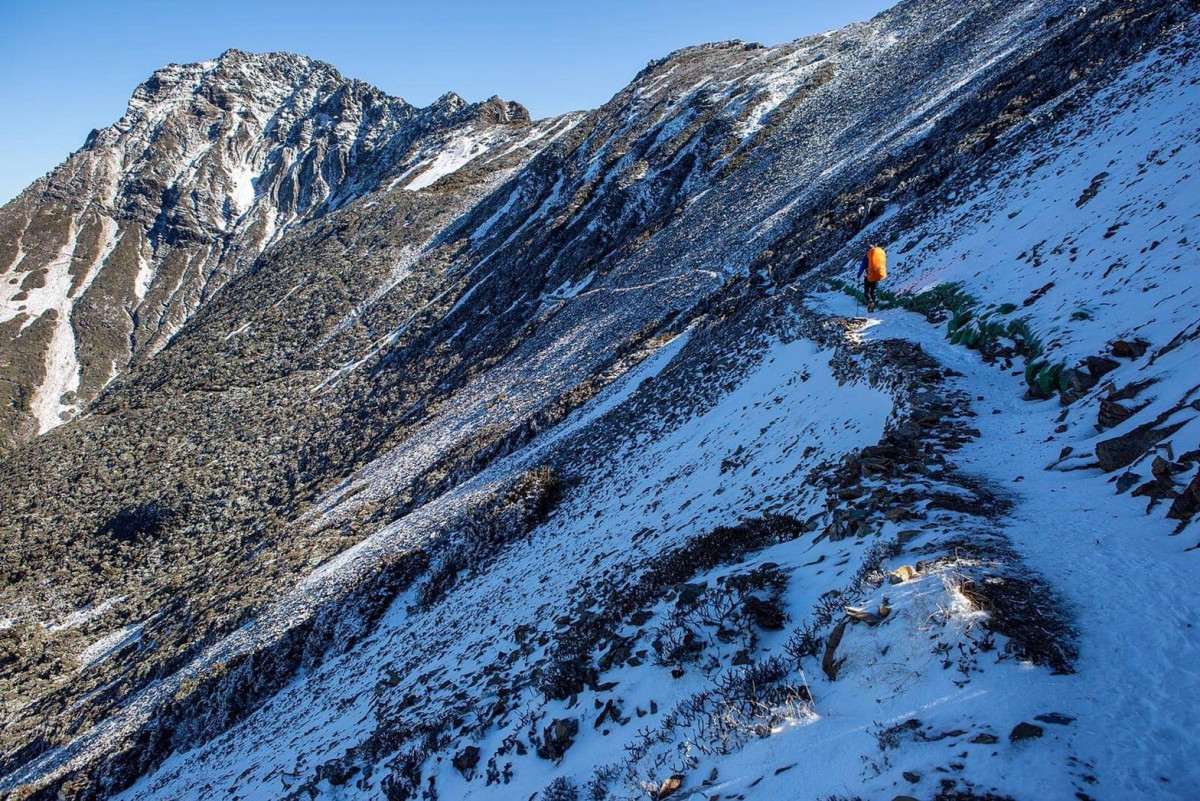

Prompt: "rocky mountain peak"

[478,94,531,124]
[117,49,359,137]
[433,90,468,111]
[0,50,548,454]
[422,91,531,127]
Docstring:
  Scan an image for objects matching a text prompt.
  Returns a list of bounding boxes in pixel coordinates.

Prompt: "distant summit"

[0,50,537,453]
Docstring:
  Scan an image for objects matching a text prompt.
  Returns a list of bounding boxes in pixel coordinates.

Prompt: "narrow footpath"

[820,292,1200,799]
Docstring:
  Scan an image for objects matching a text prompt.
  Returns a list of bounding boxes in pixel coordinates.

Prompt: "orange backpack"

[866,246,887,282]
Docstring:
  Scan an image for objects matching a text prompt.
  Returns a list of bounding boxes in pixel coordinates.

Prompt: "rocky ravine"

[2,0,1199,798]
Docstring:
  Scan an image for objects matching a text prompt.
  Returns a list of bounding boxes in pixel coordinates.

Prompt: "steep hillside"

[0,48,545,454]
[1,0,1198,799]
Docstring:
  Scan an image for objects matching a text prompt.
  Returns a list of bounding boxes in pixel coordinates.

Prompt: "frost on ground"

[2,1,1199,800]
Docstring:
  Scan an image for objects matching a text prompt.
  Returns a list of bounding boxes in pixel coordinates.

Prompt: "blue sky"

[0,0,897,206]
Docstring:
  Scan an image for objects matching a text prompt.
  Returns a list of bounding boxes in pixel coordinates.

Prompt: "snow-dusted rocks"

[2,0,1200,799]
[0,50,545,454]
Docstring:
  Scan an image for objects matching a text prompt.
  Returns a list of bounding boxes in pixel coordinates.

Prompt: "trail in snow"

[822,292,1200,798]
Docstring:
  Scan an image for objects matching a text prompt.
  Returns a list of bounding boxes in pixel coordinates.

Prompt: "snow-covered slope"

[2,1,1199,799]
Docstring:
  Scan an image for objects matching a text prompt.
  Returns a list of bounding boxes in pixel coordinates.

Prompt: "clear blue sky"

[0,0,897,206]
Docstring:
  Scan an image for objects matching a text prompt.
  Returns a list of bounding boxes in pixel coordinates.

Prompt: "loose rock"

[658,774,684,799]
[1167,470,1200,521]
[537,718,579,761]
[1085,355,1120,378]
[1110,339,1149,359]
[1009,722,1044,742]
[1096,421,1186,472]
[452,746,481,779]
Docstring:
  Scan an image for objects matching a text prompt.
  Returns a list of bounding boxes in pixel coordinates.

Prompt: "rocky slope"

[2,0,1199,798]
[0,48,549,454]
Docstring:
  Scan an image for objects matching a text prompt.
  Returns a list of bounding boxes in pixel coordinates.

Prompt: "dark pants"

[864,279,878,308]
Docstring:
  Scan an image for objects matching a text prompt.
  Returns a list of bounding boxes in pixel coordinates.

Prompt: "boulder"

[452,746,481,779]
[889,565,919,584]
[1085,355,1120,379]
[1095,421,1186,472]
[1110,339,1149,359]
[1167,470,1200,521]
[1009,722,1044,742]
[537,718,579,761]
[658,774,685,799]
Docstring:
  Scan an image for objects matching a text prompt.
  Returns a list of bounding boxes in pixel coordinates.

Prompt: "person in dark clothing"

[857,243,887,313]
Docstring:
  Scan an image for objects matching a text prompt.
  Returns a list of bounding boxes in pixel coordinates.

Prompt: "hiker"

[857,243,887,313]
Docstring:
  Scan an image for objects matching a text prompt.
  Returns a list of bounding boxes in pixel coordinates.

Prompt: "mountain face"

[0,49,544,454]
[2,0,1200,799]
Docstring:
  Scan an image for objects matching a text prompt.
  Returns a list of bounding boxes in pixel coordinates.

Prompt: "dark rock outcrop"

[1167,470,1200,521]
[537,717,579,761]
[1096,421,1187,472]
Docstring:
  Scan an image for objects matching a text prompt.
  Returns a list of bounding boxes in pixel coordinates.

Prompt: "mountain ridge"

[0,47,543,454]
[2,1,1199,798]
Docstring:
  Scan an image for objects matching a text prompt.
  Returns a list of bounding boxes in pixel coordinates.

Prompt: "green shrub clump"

[831,279,1065,400]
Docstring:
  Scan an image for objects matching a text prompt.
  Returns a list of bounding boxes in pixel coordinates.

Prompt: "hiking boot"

[867,302,875,313]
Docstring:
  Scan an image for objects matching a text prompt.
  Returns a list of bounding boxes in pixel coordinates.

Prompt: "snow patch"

[78,622,144,669]
[228,160,258,217]
[405,128,489,191]
[49,598,125,632]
